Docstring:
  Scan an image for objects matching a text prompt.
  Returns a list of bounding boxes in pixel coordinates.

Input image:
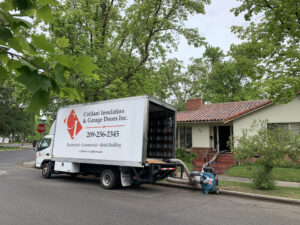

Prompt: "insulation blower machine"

[190,167,219,194]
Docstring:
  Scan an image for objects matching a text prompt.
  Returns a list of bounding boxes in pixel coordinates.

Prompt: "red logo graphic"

[64,109,82,139]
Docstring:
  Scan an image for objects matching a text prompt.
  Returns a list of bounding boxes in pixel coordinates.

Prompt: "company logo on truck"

[64,109,82,139]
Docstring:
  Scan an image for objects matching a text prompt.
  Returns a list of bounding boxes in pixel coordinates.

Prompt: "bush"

[251,165,275,190]
[276,159,300,168]
[232,120,300,190]
[176,148,197,171]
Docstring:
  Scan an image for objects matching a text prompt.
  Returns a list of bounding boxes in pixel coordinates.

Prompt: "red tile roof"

[177,99,272,123]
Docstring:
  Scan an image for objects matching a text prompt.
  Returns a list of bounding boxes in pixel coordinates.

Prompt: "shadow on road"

[47,174,170,193]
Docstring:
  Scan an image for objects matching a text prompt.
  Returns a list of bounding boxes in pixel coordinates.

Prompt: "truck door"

[35,137,53,168]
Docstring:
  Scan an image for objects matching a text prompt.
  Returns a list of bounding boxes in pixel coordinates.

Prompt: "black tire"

[100,169,120,189]
[70,174,78,178]
[132,182,141,187]
[41,162,52,178]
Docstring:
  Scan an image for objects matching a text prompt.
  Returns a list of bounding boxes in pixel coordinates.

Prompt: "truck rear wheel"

[41,162,52,178]
[100,169,119,189]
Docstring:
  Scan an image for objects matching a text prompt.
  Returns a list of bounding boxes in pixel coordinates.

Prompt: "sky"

[173,0,248,66]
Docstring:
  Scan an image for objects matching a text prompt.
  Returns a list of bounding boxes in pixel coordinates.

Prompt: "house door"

[218,126,231,152]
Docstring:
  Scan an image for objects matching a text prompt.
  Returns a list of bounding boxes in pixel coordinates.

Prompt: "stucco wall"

[192,124,210,148]
[233,95,300,138]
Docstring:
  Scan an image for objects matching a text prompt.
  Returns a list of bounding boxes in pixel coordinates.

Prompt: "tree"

[0,105,35,142]
[231,0,300,102]
[45,0,209,104]
[0,82,34,141]
[232,121,300,189]
[0,0,98,113]
[157,43,266,108]
[155,57,209,110]
[190,45,264,103]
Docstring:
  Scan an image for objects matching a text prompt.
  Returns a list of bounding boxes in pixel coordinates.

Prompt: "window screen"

[178,126,192,149]
[268,123,300,135]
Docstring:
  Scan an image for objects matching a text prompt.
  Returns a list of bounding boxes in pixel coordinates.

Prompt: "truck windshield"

[39,138,51,151]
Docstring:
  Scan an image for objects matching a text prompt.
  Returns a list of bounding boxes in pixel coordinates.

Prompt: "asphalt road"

[0,150,299,225]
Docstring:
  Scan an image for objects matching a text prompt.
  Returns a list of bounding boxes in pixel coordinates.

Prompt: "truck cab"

[35,135,53,168]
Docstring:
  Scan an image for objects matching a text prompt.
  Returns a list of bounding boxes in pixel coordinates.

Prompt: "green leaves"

[0,66,8,80]
[16,66,52,93]
[15,66,62,113]
[59,87,83,102]
[0,27,13,42]
[44,0,211,102]
[55,64,66,84]
[32,34,55,53]
[52,55,72,68]
[8,37,23,52]
[56,36,69,48]
[10,17,32,30]
[77,56,98,76]
[37,5,53,24]
[7,59,22,70]
[29,90,50,113]
[0,0,101,115]
[231,0,300,102]
[39,0,56,6]
[12,0,35,11]
[232,120,300,189]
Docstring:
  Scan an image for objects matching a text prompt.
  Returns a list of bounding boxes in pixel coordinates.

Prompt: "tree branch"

[0,47,46,71]
[100,0,114,49]
[263,0,273,9]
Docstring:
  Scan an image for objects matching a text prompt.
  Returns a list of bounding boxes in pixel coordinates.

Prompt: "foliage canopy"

[44,0,209,105]
[231,0,300,102]
[0,0,98,113]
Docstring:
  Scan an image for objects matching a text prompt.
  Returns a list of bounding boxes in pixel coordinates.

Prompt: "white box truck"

[35,96,179,189]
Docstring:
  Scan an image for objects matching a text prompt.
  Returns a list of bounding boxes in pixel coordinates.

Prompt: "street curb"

[0,147,33,152]
[220,189,300,205]
[156,181,300,205]
[21,161,35,168]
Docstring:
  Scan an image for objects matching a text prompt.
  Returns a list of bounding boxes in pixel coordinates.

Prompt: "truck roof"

[58,95,177,112]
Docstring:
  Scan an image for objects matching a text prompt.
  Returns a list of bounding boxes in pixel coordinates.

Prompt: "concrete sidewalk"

[176,173,300,188]
[0,143,32,149]
[156,181,300,205]
[219,175,300,188]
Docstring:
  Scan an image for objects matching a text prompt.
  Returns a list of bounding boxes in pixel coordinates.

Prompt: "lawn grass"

[223,164,300,182]
[0,146,22,151]
[219,180,300,200]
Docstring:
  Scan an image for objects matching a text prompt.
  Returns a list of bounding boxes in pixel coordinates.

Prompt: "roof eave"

[224,101,273,123]
[177,119,224,124]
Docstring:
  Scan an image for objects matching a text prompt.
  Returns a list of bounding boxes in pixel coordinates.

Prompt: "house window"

[178,127,192,149]
[267,123,300,135]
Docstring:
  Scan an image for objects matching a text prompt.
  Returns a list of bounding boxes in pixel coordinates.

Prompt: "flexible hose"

[167,158,200,185]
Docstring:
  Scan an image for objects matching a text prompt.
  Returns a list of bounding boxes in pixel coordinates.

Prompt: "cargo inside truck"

[147,101,176,159]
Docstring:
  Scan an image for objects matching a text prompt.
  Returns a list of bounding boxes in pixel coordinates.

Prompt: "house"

[176,94,300,173]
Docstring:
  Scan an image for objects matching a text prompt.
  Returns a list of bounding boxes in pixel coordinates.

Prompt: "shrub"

[232,120,300,189]
[176,148,197,171]
[251,165,275,190]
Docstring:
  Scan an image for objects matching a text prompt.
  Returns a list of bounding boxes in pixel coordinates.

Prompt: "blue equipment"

[190,167,219,194]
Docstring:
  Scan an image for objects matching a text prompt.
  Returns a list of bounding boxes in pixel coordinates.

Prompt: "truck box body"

[53,97,147,167]
[35,96,178,188]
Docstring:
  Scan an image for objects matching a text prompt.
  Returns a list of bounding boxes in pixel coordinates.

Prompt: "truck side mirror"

[32,140,36,148]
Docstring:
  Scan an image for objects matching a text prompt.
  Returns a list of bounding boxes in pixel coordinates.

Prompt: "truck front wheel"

[100,169,119,189]
[41,162,52,178]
